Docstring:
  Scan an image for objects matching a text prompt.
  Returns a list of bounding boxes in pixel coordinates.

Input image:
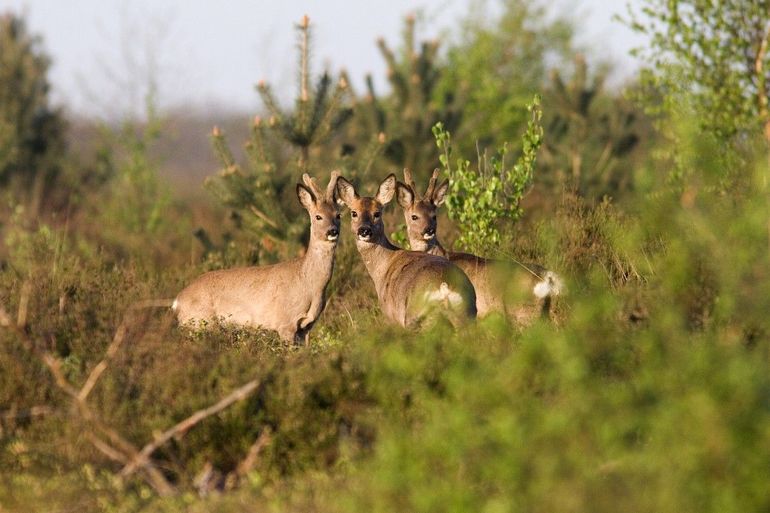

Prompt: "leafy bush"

[433,94,543,253]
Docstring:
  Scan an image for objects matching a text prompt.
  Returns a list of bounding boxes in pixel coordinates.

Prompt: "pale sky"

[3,0,645,119]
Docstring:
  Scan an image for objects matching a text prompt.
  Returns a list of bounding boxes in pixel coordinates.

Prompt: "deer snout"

[357,226,373,241]
[423,227,436,240]
[326,227,339,241]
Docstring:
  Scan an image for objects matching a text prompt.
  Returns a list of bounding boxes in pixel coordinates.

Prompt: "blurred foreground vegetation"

[1,2,769,512]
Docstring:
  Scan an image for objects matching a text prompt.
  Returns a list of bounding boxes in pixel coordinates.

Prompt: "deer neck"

[411,236,447,258]
[300,236,336,291]
[356,235,400,294]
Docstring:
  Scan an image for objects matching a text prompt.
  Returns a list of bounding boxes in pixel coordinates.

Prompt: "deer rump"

[376,252,476,328]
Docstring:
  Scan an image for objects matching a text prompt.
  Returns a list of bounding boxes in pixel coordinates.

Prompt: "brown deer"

[336,173,476,327]
[173,172,341,343]
[396,168,563,323]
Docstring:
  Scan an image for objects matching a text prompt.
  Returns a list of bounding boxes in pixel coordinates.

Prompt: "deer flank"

[174,172,341,343]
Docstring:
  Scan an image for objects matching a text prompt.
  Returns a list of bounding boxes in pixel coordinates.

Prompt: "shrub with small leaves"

[433,94,543,254]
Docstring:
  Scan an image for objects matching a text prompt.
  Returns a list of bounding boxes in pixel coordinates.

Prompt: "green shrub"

[433,94,543,254]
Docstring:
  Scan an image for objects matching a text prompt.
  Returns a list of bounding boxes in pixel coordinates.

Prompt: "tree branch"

[78,299,174,402]
[0,304,176,496]
[119,379,260,479]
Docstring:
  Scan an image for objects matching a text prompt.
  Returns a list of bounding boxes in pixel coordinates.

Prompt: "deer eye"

[351,211,358,218]
[315,215,323,220]
[411,214,418,221]
[336,213,341,220]
[373,212,381,219]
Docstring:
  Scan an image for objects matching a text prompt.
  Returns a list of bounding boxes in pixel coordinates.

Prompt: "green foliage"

[204,121,303,262]
[2,112,770,513]
[339,325,770,513]
[0,13,66,218]
[437,0,573,150]
[101,111,171,236]
[68,102,189,268]
[433,95,543,253]
[539,55,643,199]
[350,15,463,178]
[204,16,353,260]
[624,0,770,145]
[255,17,352,172]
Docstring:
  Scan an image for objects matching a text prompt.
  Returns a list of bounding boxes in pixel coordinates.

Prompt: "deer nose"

[424,227,435,236]
[358,227,372,238]
[326,227,339,238]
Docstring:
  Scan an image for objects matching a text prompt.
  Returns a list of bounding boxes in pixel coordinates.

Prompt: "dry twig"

[0,303,176,496]
[2,296,264,498]
[78,299,173,401]
[120,379,260,478]
[225,426,272,489]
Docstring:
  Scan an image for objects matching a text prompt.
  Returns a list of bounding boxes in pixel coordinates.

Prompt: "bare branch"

[0,303,176,496]
[78,299,174,402]
[224,426,272,490]
[86,432,129,463]
[17,280,31,328]
[235,427,272,478]
[120,379,260,479]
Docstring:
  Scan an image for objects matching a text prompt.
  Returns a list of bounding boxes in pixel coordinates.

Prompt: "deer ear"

[396,181,414,209]
[376,174,397,205]
[432,179,449,207]
[335,176,357,206]
[296,183,316,210]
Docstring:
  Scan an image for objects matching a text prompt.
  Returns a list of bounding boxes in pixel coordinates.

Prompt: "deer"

[396,168,563,324]
[173,171,341,344]
[336,173,476,327]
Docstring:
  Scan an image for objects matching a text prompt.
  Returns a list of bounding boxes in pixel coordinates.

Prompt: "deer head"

[297,171,341,245]
[396,168,449,251]
[336,173,397,245]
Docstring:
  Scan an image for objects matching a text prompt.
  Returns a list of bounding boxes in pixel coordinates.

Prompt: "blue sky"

[4,0,645,119]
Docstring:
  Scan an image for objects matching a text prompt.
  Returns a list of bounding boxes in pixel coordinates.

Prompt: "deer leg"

[277,325,297,344]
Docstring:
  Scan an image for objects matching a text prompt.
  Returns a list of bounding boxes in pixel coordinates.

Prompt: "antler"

[403,168,421,199]
[302,173,324,200]
[326,170,340,202]
[424,169,440,200]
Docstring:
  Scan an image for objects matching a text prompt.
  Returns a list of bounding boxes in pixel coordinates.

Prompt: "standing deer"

[336,173,476,327]
[173,172,341,343]
[396,168,563,323]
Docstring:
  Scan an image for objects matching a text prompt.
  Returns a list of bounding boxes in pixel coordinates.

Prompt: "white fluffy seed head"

[533,271,564,299]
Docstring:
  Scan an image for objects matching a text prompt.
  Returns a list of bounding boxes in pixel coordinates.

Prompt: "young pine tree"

[350,14,464,184]
[539,54,642,199]
[204,16,353,261]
